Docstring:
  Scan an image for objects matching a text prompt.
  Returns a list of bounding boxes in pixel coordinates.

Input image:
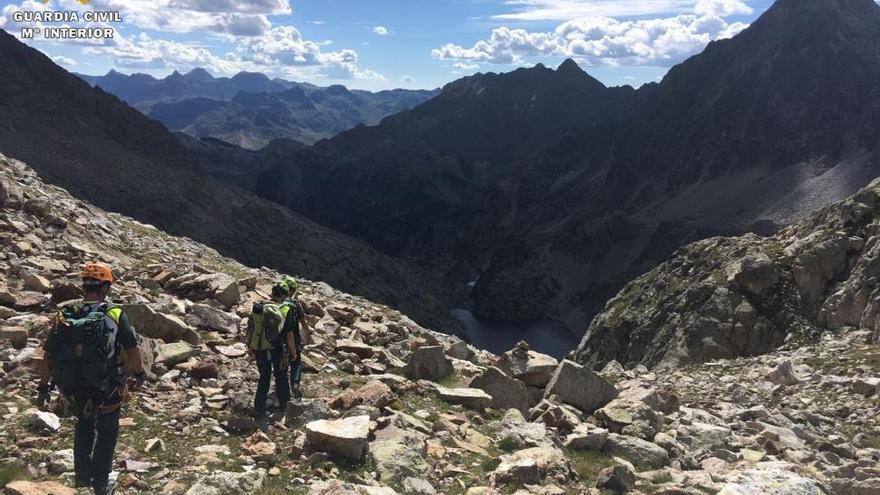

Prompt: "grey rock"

[603,433,670,471]
[306,415,371,460]
[596,464,636,493]
[369,440,429,484]
[405,346,453,381]
[469,366,530,414]
[543,360,618,414]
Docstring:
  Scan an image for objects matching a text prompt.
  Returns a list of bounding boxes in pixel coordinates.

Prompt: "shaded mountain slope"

[0,29,455,327]
[467,0,880,327]
[229,61,635,258]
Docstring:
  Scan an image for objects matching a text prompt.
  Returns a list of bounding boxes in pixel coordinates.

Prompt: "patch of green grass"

[0,463,29,486]
[439,373,463,388]
[565,448,615,484]
[479,457,501,472]
[497,435,522,453]
[256,476,308,494]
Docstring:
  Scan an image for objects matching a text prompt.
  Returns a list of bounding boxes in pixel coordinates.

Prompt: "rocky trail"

[0,151,878,495]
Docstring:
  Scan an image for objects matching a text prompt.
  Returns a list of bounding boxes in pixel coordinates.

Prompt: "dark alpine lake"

[450,309,581,359]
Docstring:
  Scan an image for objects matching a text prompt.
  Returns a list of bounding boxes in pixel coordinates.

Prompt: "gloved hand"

[35,383,51,410]
[130,371,147,391]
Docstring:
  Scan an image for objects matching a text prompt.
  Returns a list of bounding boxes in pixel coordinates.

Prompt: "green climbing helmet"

[271,282,290,297]
[282,276,298,294]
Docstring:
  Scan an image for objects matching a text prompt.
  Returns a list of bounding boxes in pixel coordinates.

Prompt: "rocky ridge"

[576,176,880,371]
[1,155,878,494]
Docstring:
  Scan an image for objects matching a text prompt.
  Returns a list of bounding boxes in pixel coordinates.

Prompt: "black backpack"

[45,302,120,398]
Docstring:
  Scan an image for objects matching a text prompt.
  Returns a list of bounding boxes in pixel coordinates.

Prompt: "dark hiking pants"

[254,339,289,413]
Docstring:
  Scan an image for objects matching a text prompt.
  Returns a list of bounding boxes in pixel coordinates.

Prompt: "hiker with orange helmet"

[37,262,146,495]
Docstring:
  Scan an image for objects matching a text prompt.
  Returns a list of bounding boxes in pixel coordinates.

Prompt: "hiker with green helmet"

[244,283,291,417]
[279,278,311,399]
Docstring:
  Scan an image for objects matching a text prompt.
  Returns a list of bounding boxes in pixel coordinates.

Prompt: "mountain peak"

[185,68,213,81]
[557,58,583,75]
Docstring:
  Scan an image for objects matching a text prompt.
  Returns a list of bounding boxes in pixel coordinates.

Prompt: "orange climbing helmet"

[81,262,114,284]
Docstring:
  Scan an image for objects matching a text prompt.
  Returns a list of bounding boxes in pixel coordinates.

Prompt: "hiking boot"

[93,481,116,495]
[253,409,267,419]
[292,385,303,399]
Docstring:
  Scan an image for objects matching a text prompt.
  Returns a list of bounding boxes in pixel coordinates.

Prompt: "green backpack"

[248,303,284,351]
[45,302,120,397]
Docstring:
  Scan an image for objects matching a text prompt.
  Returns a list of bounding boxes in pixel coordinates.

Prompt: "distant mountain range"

[0,29,456,328]
[187,0,880,334]
[77,69,438,148]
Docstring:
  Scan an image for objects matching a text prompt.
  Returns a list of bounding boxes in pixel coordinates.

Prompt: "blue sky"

[0,0,774,91]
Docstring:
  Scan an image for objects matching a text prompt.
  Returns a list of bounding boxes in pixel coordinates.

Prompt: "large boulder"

[330,380,396,411]
[405,346,453,381]
[602,433,669,471]
[0,174,23,207]
[369,440,429,484]
[543,360,618,414]
[766,361,800,386]
[185,304,240,335]
[122,304,195,343]
[491,446,571,485]
[335,339,377,359]
[596,464,636,493]
[22,273,51,292]
[469,366,529,414]
[306,415,371,460]
[436,387,492,410]
[495,341,558,387]
[156,342,198,367]
[595,398,662,440]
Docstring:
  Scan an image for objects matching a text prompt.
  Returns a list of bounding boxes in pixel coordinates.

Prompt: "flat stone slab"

[436,387,492,410]
[306,415,371,460]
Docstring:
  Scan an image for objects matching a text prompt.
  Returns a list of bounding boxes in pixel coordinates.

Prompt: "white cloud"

[433,14,748,67]
[81,26,384,81]
[85,32,249,72]
[495,0,755,21]
[166,0,291,15]
[372,26,389,36]
[400,74,414,83]
[236,26,382,79]
[51,54,78,66]
[453,62,480,71]
[495,0,695,21]
[82,0,284,36]
[694,0,752,17]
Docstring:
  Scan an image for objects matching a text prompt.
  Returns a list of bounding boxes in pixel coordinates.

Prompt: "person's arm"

[38,348,51,386]
[285,331,297,360]
[117,313,145,375]
[281,308,299,358]
[299,316,311,346]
